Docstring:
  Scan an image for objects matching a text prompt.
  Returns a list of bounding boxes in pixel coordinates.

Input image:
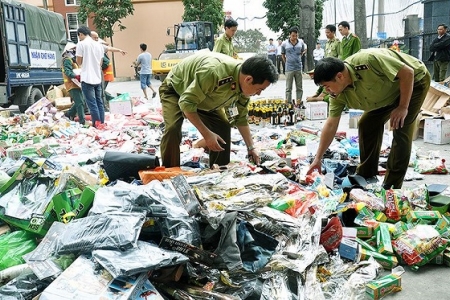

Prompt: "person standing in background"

[276,39,285,74]
[429,24,450,82]
[300,36,307,72]
[75,26,105,128]
[267,38,277,65]
[213,19,238,58]
[338,21,361,60]
[62,42,85,125]
[136,43,157,100]
[282,27,305,102]
[324,24,340,58]
[313,43,325,66]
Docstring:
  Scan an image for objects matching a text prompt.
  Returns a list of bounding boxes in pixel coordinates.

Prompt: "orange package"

[139,166,195,184]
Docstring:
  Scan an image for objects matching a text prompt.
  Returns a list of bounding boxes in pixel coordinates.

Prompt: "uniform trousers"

[356,72,431,189]
[159,80,231,168]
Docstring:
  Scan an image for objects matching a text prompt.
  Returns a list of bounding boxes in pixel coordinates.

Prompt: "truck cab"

[0,0,66,112]
[152,21,215,81]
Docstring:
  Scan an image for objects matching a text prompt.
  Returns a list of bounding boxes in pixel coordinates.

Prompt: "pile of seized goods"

[0,95,449,300]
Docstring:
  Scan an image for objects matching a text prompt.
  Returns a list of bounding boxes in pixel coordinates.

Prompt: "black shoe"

[152,92,157,98]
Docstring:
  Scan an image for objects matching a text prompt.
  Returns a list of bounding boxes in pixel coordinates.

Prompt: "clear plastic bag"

[92,240,189,278]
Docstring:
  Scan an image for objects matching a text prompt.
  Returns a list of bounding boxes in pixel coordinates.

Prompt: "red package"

[320,217,343,252]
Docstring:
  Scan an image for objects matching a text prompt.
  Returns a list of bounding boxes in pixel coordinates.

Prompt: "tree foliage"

[263,0,325,40]
[182,0,224,33]
[233,29,266,53]
[77,0,134,39]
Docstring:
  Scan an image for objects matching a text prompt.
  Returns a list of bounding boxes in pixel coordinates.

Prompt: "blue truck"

[0,0,66,112]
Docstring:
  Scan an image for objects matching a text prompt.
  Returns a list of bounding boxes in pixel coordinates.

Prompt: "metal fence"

[368,31,438,73]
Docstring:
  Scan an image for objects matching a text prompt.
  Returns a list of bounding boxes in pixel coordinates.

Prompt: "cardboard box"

[423,118,450,144]
[366,274,401,300]
[305,102,328,120]
[45,85,64,103]
[55,97,72,110]
[109,99,133,115]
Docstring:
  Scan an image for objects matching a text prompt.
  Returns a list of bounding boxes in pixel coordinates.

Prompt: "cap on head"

[64,42,76,52]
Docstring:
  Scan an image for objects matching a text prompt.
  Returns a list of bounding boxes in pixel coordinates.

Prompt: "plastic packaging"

[0,231,37,271]
[92,240,189,278]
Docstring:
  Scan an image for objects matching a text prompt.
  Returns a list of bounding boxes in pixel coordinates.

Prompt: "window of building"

[65,0,80,6]
[66,13,86,42]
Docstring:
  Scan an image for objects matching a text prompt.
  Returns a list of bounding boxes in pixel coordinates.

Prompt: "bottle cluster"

[248,98,306,126]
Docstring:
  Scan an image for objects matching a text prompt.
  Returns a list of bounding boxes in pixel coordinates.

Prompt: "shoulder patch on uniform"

[354,64,369,71]
[218,76,234,86]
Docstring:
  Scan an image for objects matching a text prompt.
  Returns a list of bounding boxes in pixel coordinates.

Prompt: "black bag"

[103,151,160,181]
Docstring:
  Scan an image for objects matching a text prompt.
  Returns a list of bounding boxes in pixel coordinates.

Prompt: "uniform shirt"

[329,48,429,117]
[62,57,80,91]
[325,37,340,58]
[281,39,305,72]
[213,34,235,57]
[339,33,361,60]
[167,52,250,126]
[137,51,152,74]
[267,43,276,56]
[75,36,104,85]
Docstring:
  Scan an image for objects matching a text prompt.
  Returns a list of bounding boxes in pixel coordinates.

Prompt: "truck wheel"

[19,88,43,113]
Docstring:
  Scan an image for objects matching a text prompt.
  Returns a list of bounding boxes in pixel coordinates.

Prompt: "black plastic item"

[427,184,448,197]
[103,151,160,181]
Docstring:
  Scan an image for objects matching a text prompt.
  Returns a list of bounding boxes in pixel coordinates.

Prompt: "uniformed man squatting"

[159,52,278,168]
[307,48,431,189]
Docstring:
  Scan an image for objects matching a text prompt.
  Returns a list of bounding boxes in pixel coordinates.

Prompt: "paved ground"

[107,75,450,299]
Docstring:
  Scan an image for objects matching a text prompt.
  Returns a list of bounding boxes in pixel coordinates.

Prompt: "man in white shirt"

[76,26,106,128]
[313,43,325,66]
[267,38,277,66]
[276,39,285,74]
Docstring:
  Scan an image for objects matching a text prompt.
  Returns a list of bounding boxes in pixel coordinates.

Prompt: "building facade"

[24,0,185,78]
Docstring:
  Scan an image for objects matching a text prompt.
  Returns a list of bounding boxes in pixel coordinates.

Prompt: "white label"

[29,49,57,68]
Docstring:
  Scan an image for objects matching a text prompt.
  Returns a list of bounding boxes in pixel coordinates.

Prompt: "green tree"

[182,0,224,33]
[77,0,134,40]
[263,0,325,40]
[233,29,266,53]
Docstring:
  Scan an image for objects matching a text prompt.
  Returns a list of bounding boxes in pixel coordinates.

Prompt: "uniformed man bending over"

[159,52,278,168]
[307,48,430,189]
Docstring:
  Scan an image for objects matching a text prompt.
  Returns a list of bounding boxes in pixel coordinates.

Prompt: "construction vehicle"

[0,0,66,112]
[152,21,215,81]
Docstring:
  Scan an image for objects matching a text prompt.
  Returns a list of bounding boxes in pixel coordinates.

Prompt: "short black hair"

[338,21,350,29]
[241,54,278,85]
[437,24,448,30]
[140,43,147,51]
[289,27,298,34]
[225,19,238,28]
[269,38,273,41]
[77,26,91,36]
[313,57,345,85]
[325,24,337,33]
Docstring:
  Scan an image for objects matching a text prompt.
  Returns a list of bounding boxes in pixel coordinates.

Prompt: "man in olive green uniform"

[325,24,340,58]
[159,52,278,167]
[213,19,238,58]
[338,21,361,60]
[307,48,430,189]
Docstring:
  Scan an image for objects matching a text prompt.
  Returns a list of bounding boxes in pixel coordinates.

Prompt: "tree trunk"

[354,0,368,49]
[299,0,315,71]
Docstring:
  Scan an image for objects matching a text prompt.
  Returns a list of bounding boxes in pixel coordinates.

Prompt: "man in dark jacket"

[429,24,450,82]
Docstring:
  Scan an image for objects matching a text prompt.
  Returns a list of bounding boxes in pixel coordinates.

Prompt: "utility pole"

[354,0,368,49]
[299,0,315,71]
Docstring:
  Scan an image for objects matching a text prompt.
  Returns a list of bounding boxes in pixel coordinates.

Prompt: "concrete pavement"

[106,76,450,300]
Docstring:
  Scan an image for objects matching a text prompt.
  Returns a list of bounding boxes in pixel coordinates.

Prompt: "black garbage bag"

[0,270,51,300]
